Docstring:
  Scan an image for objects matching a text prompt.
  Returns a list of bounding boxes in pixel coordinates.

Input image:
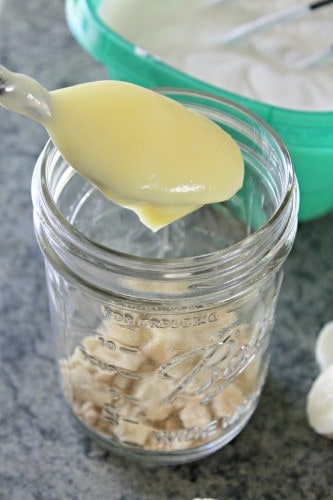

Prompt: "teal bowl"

[65,0,333,222]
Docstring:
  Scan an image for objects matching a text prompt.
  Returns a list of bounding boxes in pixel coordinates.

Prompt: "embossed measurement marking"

[108,389,140,404]
[103,403,119,425]
[98,335,140,354]
[103,402,141,433]
[79,346,142,379]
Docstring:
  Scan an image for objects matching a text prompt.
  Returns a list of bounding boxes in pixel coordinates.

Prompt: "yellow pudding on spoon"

[0,66,244,231]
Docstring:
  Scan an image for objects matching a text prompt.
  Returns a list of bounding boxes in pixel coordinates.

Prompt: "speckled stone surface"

[0,1,332,499]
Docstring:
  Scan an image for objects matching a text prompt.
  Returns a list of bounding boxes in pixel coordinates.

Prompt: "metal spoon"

[219,0,333,45]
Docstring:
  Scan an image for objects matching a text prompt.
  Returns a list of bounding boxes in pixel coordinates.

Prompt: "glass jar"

[31,90,299,465]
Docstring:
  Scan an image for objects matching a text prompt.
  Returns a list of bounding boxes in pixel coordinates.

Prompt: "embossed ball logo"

[159,333,253,406]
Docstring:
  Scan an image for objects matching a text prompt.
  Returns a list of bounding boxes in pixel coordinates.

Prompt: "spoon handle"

[0,65,51,123]
[219,0,333,45]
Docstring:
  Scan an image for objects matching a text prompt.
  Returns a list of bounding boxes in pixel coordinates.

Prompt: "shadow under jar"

[31,90,299,465]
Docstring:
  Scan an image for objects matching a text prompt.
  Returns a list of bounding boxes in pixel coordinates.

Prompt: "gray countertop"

[0,1,332,499]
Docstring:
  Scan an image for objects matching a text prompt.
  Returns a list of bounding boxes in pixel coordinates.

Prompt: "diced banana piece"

[210,384,244,419]
[97,372,133,396]
[179,398,212,428]
[144,403,177,422]
[306,365,333,439]
[133,374,179,407]
[81,335,101,354]
[315,321,333,372]
[68,361,106,407]
[79,401,100,427]
[67,346,88,368]
[112,418,151,447]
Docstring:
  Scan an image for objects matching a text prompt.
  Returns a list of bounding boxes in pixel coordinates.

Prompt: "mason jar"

[31,90,299,465]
